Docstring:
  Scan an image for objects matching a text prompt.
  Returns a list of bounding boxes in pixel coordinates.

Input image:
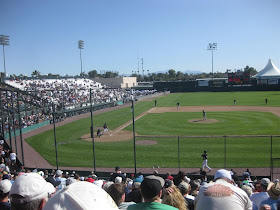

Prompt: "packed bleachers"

[1,78,157,136]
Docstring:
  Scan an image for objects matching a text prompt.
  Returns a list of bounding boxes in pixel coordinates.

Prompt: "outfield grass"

[155,91,280,107]
[125,111,280,135]
[25,91,280,168]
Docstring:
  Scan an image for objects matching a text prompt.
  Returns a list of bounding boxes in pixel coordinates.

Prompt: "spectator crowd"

[1,78,157,136]
[1,155,280,210]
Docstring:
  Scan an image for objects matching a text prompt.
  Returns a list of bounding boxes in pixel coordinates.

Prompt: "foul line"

[114,107,156,133]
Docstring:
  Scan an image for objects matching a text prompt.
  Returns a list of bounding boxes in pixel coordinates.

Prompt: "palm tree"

[31,70,40,77]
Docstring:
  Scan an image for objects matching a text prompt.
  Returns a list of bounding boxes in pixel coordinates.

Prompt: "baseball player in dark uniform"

[201,150,211,172]
[103,123,109,134]
[202,110,207,120]
[177,102,180,110]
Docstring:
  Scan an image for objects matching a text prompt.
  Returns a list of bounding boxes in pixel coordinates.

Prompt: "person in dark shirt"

[177,102,180,110]
[109,166,126,182]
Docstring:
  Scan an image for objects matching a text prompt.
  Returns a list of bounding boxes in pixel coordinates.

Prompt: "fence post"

[90,88,96,172]
[11,92,18,155]
[6,90,12,150]
[52,102,59,170]
[224,136,226,168]
[270,136,273,180]
[131,100,137,174]
[17,91,24,166]
[178,136,180,171]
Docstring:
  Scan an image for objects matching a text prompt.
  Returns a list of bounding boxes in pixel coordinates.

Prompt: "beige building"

[94,77,137,88]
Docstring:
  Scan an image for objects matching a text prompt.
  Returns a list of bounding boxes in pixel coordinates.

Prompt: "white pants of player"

[103,128,109,134]
[202,159,211,171]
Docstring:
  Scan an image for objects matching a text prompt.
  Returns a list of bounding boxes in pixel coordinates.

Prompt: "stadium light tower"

[78,40,84,76]
[0,35,10,78]
[141,58,144,78]
[207,43,217,82]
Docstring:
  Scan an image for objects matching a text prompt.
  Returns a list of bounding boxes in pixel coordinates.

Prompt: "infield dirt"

[81,105,280,143]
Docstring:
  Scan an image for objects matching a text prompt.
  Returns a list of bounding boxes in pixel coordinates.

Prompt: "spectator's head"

[115,166,120,172]
[178,181,190,196]
[140,175,164,202]
[153,170,158,175]
[241,185,253,197]
[190,180,200,197]
[132,182,141,190]
[267,181,280,200]
[94,180,103,188]
[162,185,187,210]
[260,178,270,192]
[0,179,12,201]
[10,173,55,210]
[115,176,122,183]
[164,180,173,189]
[55,169,63,177]
[66,178,76,186]
[43,181,118,210]
[214,169,232,182]
[103,181,114,192]
[106,183,125,206]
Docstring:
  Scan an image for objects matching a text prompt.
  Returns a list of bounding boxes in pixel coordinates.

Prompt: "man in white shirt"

[195,169,252,210]
[250,178,270,209]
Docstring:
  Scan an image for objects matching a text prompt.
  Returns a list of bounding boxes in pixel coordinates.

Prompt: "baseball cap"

[56,170,63,176]
[94,180,104,188]
[178,182,190,191]
[164,180,173,188]
[115,176,122,183]
[0,179,12,194]
[140,175,164,199]
[10,173,55,203]
[66,178,76,186]
[261,178,270,186]
[184,176,190,183]
[43,181,119,210]
[214,169,232,180]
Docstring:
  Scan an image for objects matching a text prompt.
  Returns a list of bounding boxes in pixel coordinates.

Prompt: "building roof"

[253,59,280,79]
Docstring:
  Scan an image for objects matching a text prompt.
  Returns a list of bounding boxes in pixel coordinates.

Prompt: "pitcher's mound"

[81,130,133,142]
[188,119,219,123]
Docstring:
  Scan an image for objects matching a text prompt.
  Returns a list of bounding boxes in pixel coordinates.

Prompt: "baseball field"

[25,91,280,169]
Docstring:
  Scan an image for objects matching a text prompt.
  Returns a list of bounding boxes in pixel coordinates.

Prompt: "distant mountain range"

[122,69,203,76]
[153,70,203,74]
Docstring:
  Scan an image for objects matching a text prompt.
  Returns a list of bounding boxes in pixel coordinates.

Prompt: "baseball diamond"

[20,92,280,178]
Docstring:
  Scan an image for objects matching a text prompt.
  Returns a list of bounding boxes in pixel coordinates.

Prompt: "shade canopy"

[253,59,280,79]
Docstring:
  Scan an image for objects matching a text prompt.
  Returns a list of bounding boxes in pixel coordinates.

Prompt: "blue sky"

[1,0,280,76]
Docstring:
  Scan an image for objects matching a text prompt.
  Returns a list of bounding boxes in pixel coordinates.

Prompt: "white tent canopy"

[253,59,280,79]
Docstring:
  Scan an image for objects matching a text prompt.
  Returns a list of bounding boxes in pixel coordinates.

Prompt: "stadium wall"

[153,81,280,92]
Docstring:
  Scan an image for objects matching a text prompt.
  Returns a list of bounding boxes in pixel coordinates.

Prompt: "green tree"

[168,69,176,80]
[176,71,184,80]
[88,70,98,78]
[244,66,258,76]
[31,70,40,77]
